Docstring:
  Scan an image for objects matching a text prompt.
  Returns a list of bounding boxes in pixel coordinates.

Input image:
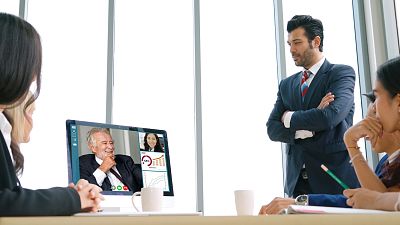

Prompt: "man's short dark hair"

[287,15,324,52]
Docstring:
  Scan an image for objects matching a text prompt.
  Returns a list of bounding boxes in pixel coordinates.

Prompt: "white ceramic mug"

[234,190,254,216]
[131,187,163,212]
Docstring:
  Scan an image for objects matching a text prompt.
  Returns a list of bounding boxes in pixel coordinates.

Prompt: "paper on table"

[286,205,391,214]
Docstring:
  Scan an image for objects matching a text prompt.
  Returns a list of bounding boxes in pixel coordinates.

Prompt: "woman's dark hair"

[376,56,400,98]
[287,15,324,52]
[0,13,42,174]
[362,91,376,103]
[144,133,163,152]
[0,12,41,107]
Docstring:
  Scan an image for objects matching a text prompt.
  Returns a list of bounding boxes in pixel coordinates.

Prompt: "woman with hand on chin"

[344,56,400,211]
[0,12,103,216]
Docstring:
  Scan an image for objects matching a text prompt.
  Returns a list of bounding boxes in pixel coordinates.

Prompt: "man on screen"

[79,128,143,192]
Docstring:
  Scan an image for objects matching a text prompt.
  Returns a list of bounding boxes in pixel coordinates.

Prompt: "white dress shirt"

[93,156,127,191]
[282,57,326,139]
[388,149,400,164]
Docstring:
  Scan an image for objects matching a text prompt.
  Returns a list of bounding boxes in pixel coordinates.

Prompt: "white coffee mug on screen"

[234,190,254,216]
[131,187,163,212]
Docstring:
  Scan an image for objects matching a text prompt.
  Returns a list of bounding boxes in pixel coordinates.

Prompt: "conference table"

[1,213,400,225]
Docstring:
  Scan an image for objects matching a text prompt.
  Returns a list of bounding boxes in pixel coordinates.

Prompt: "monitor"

[66,119,174,196]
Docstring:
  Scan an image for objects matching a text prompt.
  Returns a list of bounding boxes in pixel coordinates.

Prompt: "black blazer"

[79,154,143,192]
[0,129,80,216]
[267,60,360,196]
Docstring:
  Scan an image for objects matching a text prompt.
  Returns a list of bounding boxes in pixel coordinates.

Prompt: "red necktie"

[301,71,310,98]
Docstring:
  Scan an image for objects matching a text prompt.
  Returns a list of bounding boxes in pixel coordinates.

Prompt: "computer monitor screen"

[66,120,174,196]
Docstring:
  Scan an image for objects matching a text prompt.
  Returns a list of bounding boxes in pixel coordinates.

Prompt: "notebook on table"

[286,205,391,214]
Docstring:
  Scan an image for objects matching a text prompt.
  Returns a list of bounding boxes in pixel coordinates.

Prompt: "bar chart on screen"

[141,152,167,170]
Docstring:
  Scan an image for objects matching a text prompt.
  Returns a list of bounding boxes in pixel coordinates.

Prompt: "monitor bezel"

[66,119,174,196]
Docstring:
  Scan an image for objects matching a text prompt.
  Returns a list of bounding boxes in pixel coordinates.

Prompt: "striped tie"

[301,70,310,99]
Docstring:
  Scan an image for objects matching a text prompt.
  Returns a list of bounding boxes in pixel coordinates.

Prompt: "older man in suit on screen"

[267,15,359,198]
[79,128,142,192]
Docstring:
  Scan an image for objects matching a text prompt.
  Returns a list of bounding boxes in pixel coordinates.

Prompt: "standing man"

[79,128,143,192]
[267,15,359,197]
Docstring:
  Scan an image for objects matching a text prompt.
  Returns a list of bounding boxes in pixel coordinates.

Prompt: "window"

[0,0,19,16]
[113,0,196,211]
[396,0,400,49]
[20,0,108,188]
[200,0,282,215]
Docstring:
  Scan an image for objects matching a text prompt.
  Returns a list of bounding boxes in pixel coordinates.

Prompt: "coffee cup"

[131,187,163,212]
[234,190,254,216]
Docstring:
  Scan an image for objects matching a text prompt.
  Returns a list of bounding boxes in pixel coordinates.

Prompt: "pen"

[320,164,350,190]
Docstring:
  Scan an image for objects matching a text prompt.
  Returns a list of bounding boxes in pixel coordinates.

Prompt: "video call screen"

[66,120,174,196]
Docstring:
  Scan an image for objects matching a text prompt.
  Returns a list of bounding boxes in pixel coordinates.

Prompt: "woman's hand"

[344,116,382,149]
[344,188,379,209]
[69,179,104,212]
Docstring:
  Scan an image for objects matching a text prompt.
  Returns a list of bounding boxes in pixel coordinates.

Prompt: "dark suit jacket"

[0,129,80,216]
[308,154,389,208]
[267,60,359,196]
[79,154,143,192]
